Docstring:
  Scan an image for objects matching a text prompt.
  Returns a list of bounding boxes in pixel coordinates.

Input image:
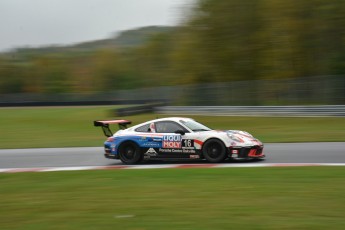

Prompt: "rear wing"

[94,119,132,137]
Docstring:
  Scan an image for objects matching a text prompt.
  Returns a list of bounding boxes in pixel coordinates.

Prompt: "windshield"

[180,120,211,132]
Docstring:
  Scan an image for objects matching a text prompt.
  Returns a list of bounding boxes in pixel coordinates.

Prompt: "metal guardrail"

[155,105,345,117]
[115,103,167,116]
[1,76,344,107]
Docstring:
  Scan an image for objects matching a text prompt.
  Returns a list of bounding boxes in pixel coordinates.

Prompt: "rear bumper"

[229,145,265,159]
[104,143,118,159]
[104,152,118,159]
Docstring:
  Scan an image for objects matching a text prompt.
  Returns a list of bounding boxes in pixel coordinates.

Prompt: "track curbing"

[1,163,345,173]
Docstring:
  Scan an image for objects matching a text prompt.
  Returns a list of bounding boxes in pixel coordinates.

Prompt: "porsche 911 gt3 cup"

[94,117,265,164]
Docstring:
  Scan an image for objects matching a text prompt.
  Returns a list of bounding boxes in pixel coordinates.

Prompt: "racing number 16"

[182,139,194,147]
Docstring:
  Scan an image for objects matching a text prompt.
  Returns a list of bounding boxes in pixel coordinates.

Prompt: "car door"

[154,121,197,159]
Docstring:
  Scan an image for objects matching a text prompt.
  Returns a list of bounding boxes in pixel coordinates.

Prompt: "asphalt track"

[0,142,345,169]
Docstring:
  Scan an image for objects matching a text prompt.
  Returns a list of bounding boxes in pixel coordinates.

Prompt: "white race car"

[94,117,265,164]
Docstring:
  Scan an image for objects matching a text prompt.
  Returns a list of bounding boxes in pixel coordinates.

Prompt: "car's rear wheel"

[118,141,142,164]
[202,139,227,163]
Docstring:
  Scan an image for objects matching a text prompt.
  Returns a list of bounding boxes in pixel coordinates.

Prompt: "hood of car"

[226,130,262,146]
[199,129,262,146]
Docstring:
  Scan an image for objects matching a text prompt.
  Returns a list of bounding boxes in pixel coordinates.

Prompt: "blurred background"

[1,3,345,229]
[1,0,345,106]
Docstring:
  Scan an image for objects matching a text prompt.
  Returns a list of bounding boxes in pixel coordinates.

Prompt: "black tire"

[202,139,227,163]
[118,141,142,164]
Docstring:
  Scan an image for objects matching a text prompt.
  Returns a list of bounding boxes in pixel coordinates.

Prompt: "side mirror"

[175,130,185,135]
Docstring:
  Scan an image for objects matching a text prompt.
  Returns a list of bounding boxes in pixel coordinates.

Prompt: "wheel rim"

[207,143,222,159]
[123,145,135,160]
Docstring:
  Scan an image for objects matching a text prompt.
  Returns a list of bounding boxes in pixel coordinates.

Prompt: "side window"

[135,123,150,132]
[155,121,188,133]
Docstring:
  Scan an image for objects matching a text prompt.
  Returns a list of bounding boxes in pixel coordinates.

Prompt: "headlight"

[227,133,244,143]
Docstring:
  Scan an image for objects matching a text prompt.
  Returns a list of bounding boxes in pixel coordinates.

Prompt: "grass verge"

[0,106,345,149]
[1,167,345,229]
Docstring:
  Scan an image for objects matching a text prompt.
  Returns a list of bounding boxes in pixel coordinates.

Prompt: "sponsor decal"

[159,148,196,154]
[163,142,181,148]
[145,148,158,156]
[163,135,182,142]
[190,155,200,159]
[159,148,172,153]
[142,142,161,148]
[183,149,196,154]
[163,135,182,149]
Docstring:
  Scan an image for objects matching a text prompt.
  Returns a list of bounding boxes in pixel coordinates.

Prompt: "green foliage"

[176,0,345,81]
[0,61,25,93]
[0,1,345,96]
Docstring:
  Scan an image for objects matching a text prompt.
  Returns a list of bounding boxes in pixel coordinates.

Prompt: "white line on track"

[1,163,345,173]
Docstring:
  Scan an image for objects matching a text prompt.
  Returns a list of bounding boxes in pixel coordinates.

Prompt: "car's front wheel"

[118,141,142,164]
[202,139,227,163]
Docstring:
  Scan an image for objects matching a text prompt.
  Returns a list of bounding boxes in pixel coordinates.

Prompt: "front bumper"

[229,145,265,159]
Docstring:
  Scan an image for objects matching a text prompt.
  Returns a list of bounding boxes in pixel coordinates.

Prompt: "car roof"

[128,117,193,130]
[149,117,192,123]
